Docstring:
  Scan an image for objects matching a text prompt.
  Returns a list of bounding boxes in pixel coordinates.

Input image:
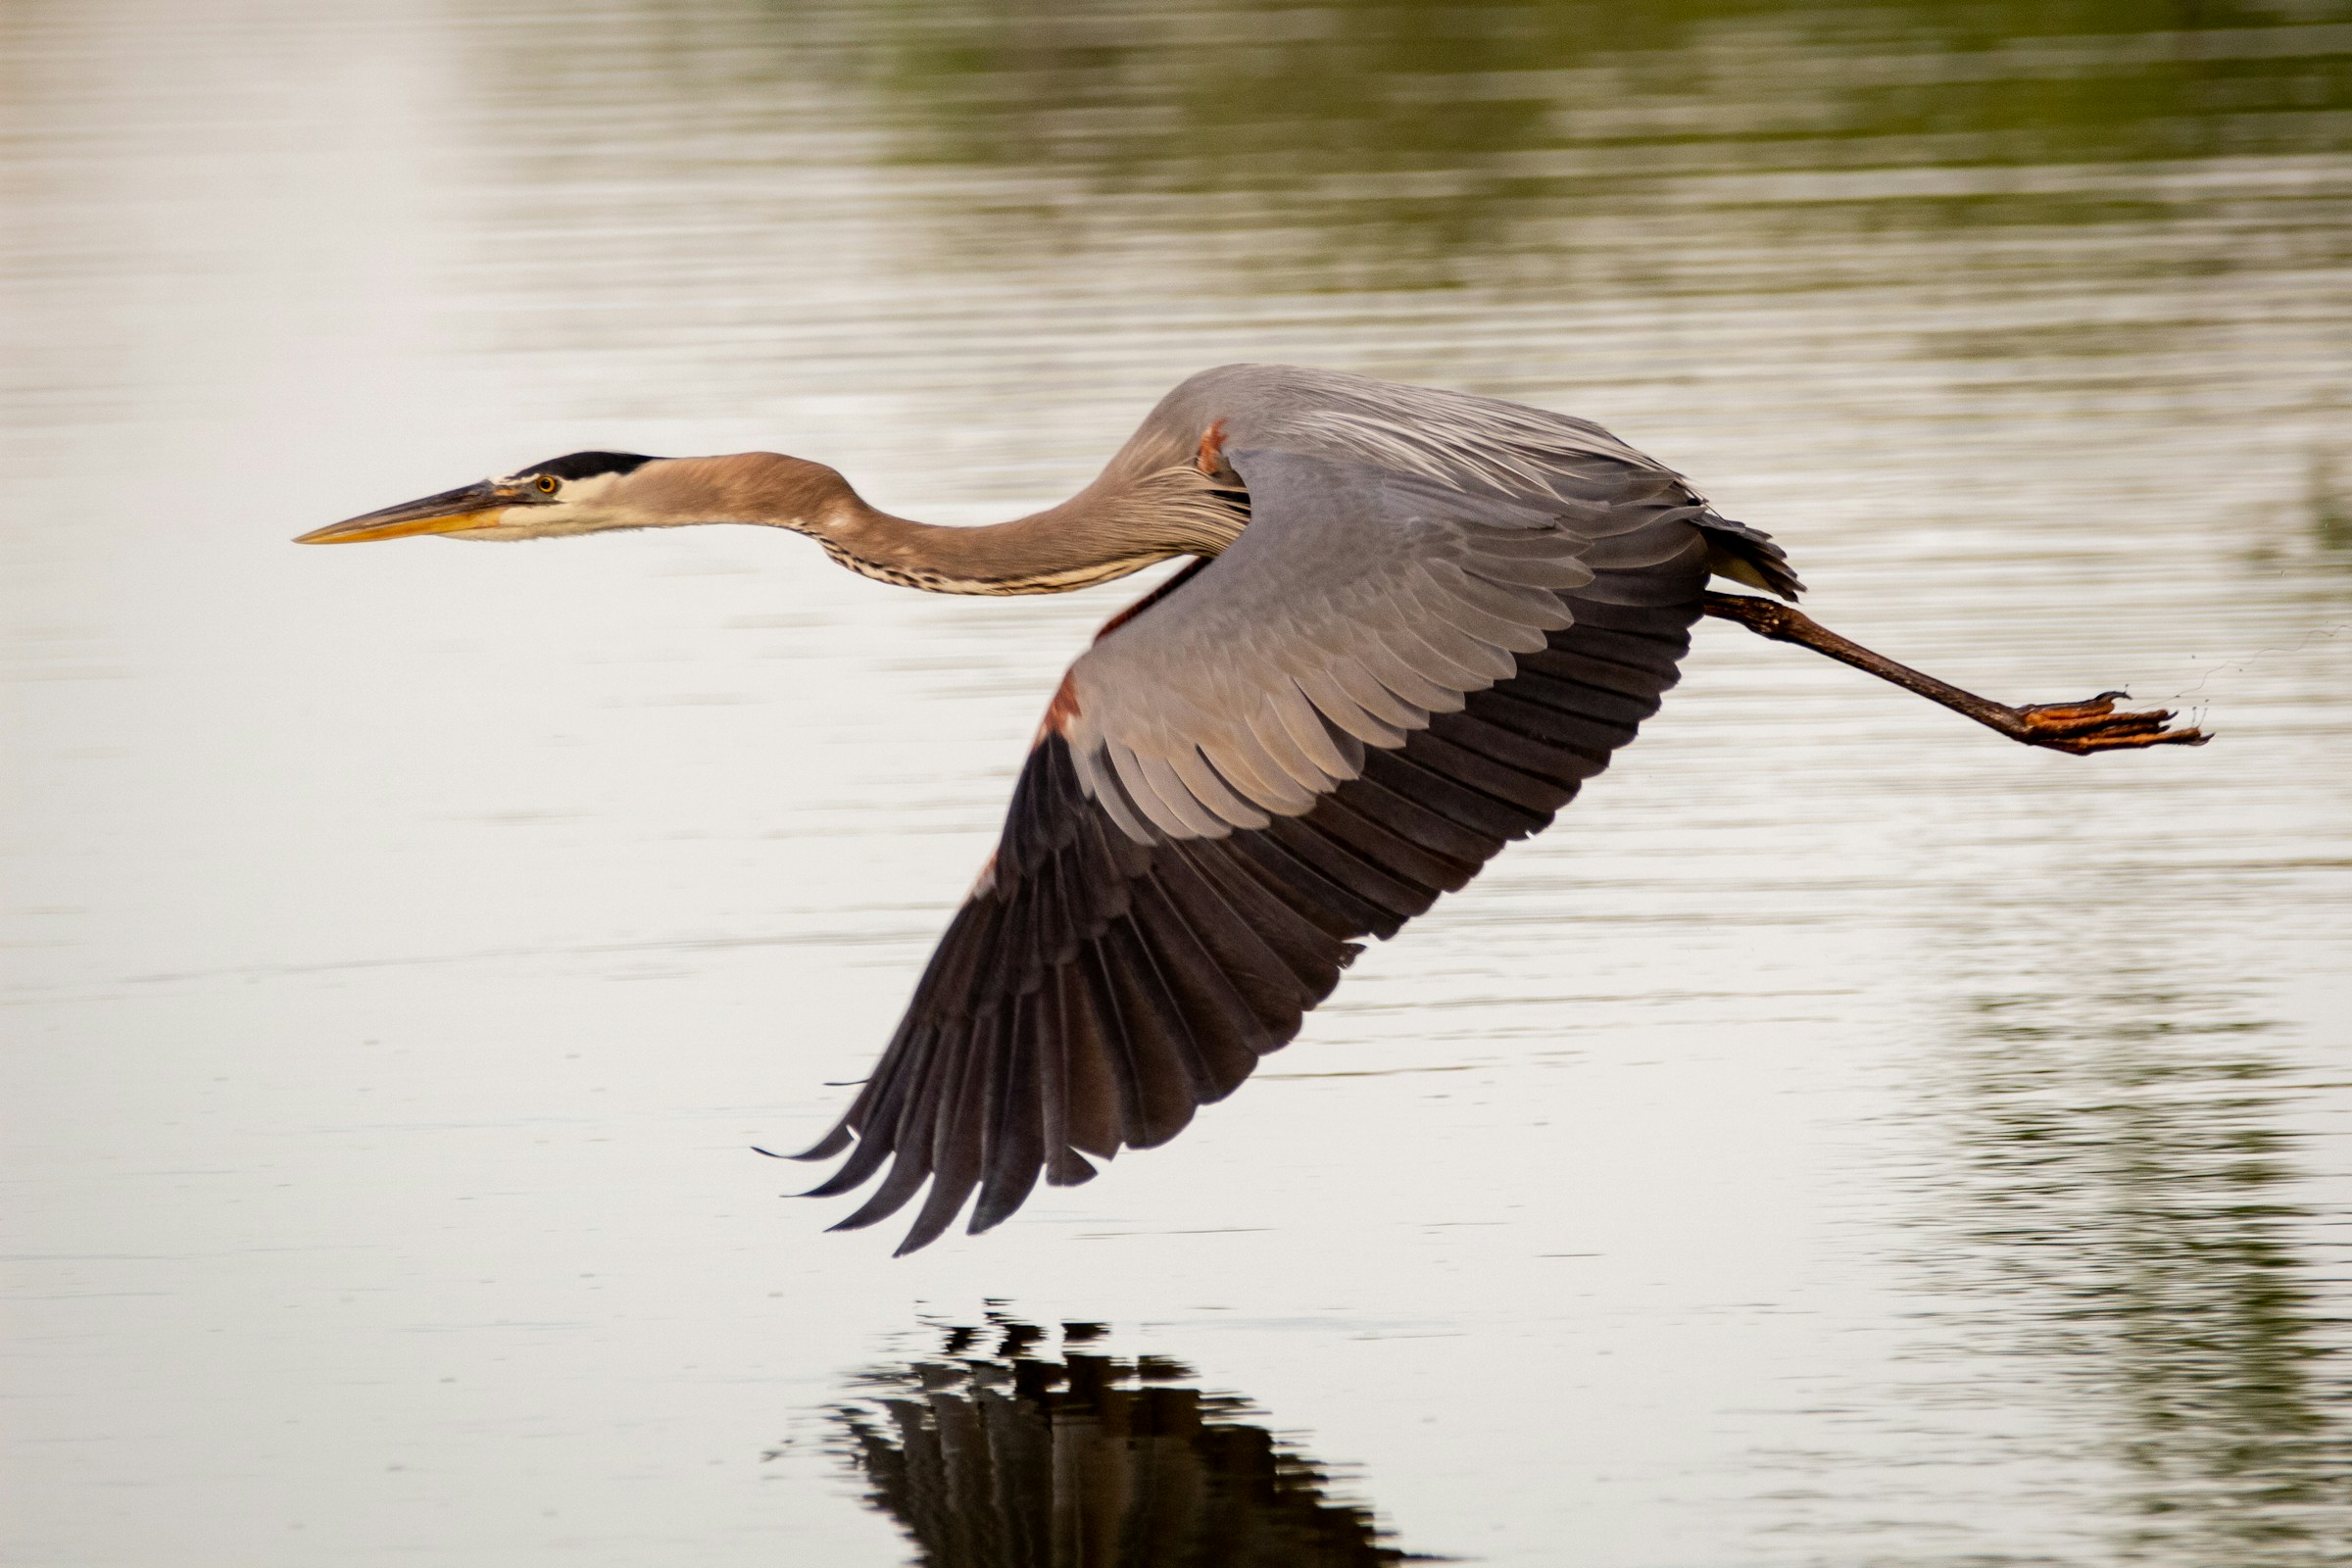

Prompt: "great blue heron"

[299,364,2202,1253]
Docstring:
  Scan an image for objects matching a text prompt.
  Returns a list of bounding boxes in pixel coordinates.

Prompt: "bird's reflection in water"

[828,1315,1427,1566]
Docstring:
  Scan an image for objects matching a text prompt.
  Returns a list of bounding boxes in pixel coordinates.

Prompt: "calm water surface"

[4,2,2351,1563]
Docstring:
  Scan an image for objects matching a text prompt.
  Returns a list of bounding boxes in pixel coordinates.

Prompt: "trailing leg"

[1700,592,2206,755]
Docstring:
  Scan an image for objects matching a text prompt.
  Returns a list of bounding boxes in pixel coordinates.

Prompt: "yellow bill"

[295,479,530,544]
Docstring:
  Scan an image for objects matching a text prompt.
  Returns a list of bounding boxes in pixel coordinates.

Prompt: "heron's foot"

[2009,691,2207,755]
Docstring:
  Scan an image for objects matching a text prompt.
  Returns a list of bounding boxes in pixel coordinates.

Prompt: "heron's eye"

[535,474,560,495]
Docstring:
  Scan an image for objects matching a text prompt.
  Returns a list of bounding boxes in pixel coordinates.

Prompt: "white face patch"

[457,466,653,540]
[506,469,630,505]
[487,468,625,503]
[549,469,626,507]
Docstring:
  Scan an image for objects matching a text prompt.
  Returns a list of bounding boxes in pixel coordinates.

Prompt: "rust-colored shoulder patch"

[1195,418,1229,477]
[1036,668,1084,738]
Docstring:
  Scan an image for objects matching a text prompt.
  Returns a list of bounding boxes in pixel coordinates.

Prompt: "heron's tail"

[1698,514,1804,601]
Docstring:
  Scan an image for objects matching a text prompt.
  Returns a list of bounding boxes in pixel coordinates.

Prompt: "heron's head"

[295,451,858,544]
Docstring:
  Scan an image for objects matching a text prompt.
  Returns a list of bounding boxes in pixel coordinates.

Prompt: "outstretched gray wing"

[1061,447,1704,841]
[791,440,1732,1252]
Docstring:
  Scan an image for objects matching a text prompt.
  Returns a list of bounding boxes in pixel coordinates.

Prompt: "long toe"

[2025,696,2207,754]
[2017,693,2126,733]
[2046,720,2208,755]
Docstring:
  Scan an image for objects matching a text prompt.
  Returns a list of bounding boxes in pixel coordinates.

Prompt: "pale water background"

[5,2,2351,1563]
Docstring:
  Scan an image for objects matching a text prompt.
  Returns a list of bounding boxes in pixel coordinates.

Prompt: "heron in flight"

[299,364,2202,1252]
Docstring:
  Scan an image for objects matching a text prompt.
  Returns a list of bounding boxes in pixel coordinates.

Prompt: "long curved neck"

[824,465,1247,595]
[641,453,1247,597]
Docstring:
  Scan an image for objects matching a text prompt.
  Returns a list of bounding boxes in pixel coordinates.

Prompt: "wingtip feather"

[781,1121,855,1161]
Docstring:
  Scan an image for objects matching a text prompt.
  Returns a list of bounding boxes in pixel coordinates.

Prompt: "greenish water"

[4,3,2349,1564]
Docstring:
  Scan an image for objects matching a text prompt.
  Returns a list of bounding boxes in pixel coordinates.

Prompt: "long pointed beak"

[295,480,531,544]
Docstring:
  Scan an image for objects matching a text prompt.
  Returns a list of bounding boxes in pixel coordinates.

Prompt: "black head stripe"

[523,451,658,481]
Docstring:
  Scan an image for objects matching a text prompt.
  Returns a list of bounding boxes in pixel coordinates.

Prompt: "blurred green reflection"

[740,0,2352,286]
[1932,984,2352,1564]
